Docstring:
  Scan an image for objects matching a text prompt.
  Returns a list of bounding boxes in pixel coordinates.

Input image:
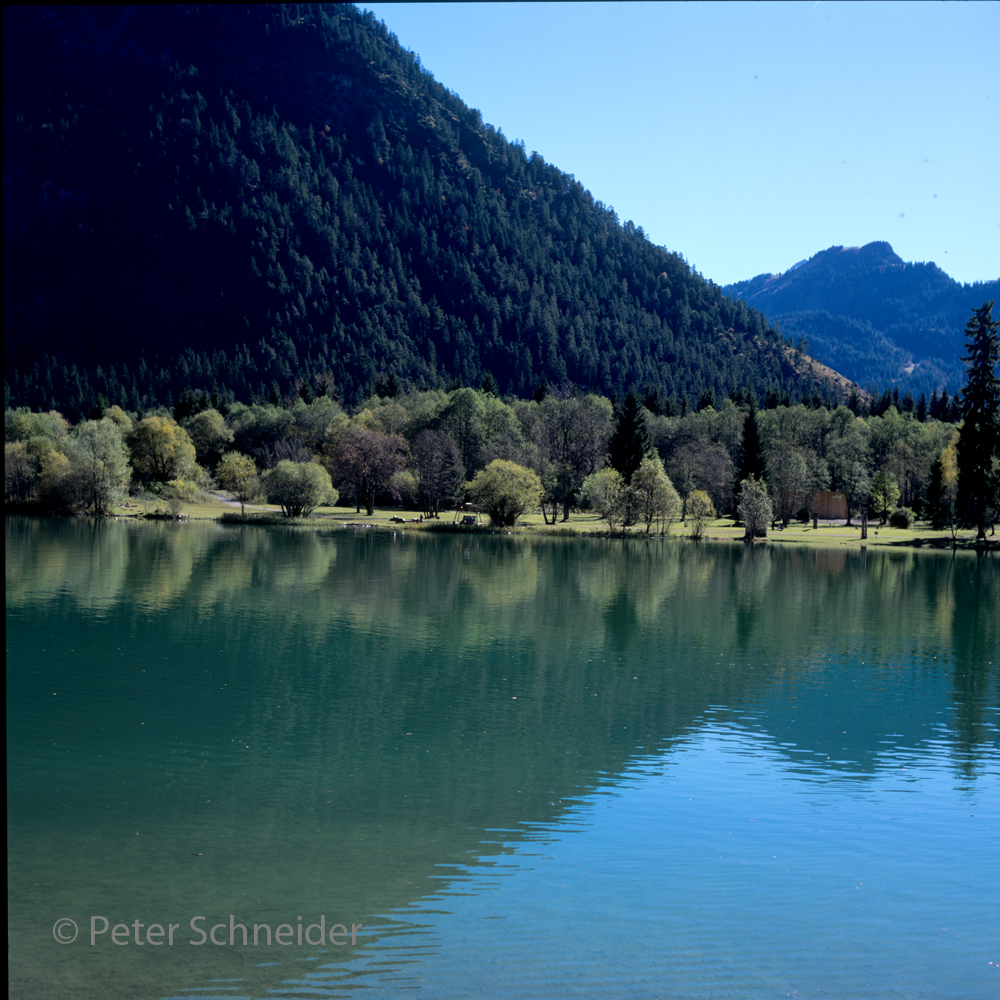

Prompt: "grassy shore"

[109,493,997,552]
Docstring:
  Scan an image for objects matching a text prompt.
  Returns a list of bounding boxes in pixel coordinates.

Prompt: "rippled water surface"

[6,518,999,999]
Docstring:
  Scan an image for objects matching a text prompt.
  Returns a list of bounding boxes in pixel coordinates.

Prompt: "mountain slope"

[723,242,999,397]
[6,4,834,416]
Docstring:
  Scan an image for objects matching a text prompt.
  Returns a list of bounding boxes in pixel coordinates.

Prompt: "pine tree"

[608,390,651,485]
[737,404,766,483]
[956,301,1000,540]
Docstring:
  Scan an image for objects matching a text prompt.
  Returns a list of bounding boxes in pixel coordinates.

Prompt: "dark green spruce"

[607,390,652,485]
[956,301,1000,541]
[736,403,766,483]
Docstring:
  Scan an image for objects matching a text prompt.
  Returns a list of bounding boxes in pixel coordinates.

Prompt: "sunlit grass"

[108,492,993,550]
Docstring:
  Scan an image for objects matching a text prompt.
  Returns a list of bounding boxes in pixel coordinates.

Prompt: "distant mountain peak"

[723,240,1000,397]
[793,241,905,278]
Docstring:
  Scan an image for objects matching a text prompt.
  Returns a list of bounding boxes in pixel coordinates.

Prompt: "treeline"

[3,381,972,531]
[7,4,813,417]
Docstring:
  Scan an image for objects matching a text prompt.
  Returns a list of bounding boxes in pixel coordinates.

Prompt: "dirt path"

[208,491,272,511]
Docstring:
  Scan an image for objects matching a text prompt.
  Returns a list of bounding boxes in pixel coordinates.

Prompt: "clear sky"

[361,1,997,287]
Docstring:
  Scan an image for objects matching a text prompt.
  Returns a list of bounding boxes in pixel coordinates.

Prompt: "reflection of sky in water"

[10,523,998,1000]
[172,718,998,1000]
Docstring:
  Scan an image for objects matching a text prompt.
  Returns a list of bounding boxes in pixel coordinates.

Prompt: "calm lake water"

[6,517,999,999]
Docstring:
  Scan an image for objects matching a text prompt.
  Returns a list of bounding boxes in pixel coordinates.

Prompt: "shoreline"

[9,502,995,554]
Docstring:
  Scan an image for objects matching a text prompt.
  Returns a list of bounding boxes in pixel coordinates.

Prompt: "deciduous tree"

[828,420,871,525]
[438,389,489,476]
[184,409,234,468]
[129,415,199,483]
[4,408,70,445]
[264,460,337,517]
[870,469,901,525]
[629,457,682,534]
[331,425,408,516]
[766,447,809,526]
[658,413,734,518]
[69,418,131,515]
[581,467,628,534]
[528,393,614,520]
[737,477,772,539]
[37,450,75,511]
[941,438,960,538]
[466,459,542,527]
[216,452,260,515]
[412,428,463,517]
[687,489,716,540]
[5,441,36,504]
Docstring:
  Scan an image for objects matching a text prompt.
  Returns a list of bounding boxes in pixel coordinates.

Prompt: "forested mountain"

[6,3,835,418]
[723,242,999,399]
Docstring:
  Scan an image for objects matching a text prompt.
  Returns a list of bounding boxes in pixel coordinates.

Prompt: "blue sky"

[362,1,997,287]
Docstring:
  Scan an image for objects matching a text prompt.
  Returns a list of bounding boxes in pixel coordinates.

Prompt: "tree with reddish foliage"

[330,426,409,515]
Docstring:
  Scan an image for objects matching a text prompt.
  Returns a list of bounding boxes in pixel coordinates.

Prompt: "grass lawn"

[694,519,989,551]
[110,493,994,551]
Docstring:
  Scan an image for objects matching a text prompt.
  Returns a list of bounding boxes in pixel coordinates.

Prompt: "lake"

[6,517,998,999]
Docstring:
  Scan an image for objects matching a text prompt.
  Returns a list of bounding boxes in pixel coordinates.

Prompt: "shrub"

[888,507,914,529]
[465,459,542,527]
[264,459,337,517]
[162,478,199,501]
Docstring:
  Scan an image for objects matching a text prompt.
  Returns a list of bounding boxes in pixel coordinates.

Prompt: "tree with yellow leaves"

[939,437,960,540]
[128,415,199,483]
[686,489,716,540]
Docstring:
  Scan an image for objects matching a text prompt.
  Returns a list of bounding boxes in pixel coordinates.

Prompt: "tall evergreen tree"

[736,404,766,483]
[956,301,1000,540]
[926,457,947,529]
[608,390,651,485]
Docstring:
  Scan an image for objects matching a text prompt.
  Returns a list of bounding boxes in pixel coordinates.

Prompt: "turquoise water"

[6,518,999,998]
